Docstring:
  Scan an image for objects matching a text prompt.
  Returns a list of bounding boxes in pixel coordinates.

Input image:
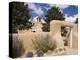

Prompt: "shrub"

[42,23,50,32]
[36,50,44,57]
[12,35,25,58]
[26,52,33,57]
[32,34,56,53]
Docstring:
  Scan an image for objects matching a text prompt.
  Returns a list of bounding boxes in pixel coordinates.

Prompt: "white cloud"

[33,8,44,16]
[56,4,69,9]
[28,3,36,10]
[44,7,49,11]
[28,3,44,16]
[65,14,78,22]
[49,4,55,7]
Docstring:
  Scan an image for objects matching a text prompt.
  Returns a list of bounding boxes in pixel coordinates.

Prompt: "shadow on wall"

[9,34,25,58]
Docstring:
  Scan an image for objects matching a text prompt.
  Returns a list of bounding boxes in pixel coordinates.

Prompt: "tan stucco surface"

[12,20,78,54]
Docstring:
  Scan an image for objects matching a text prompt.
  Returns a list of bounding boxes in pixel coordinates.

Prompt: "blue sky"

[25,3,78,22]
[63,5,78,17]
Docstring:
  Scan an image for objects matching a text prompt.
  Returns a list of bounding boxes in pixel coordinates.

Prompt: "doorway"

[61,26,72,47]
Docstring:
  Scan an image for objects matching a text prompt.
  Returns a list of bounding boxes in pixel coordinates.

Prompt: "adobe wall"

[72,25,78,48]
[14,20,78,53]
[17,32,52,53]
[50,21,64,48]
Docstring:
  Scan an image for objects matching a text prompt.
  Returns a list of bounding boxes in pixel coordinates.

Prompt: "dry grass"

[32,34,57,54]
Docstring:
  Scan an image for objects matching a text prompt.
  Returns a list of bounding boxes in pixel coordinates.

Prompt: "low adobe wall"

[17,32,52,53]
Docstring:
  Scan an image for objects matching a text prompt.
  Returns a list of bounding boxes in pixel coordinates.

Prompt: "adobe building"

[17,20,78,55]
